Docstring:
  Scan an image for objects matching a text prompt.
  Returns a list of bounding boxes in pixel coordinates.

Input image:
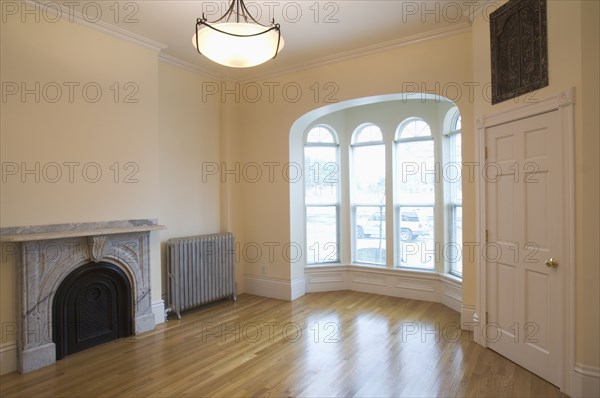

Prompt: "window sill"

[305,263,461,285]
[440,272,463,284]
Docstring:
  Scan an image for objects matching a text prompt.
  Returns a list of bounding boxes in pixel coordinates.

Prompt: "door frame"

[475,88,575,393]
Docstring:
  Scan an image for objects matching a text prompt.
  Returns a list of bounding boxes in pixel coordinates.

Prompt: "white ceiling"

[50,1,478,80]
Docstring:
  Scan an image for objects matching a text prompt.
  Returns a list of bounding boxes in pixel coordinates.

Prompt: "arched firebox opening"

[53,262,133,360]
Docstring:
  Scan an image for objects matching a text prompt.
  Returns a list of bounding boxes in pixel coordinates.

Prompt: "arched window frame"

[351,123,386,265]
[396,118,434,142]
[304,125,340,264]
[306,125,339,145]
[351,123,384,145]
[443,107,462,276]
[394,118,436,270]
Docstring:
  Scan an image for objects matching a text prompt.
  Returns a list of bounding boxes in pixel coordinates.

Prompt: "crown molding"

[25,0,167,52]
[241,22,472,82]
[158,53,222,80]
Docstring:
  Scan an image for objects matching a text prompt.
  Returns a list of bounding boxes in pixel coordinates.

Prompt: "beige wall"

[157,61,225,294]
[472,0,599,369]
[0,19,160,226]
[579,0,600,369]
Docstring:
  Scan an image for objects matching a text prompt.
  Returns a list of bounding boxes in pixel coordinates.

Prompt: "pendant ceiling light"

[192,0,284,68]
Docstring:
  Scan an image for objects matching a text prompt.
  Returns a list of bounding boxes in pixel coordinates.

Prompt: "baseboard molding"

[152,299,166,325]
[243,275,298,301]
[305,265,464,315]
[290,277,306,301]
[0,342,17,375]
[460,305,476,331]
[439,275,462,313]
[571,364,600,397]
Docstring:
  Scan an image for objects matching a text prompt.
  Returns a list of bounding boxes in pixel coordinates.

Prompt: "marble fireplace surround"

[0,219,165,373]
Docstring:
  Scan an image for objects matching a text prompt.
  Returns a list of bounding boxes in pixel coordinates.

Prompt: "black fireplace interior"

[53,262,133,359]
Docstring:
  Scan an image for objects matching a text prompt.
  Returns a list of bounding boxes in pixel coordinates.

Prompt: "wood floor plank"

[0,291,566,397]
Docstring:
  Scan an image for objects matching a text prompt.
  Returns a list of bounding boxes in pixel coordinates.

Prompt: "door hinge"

[485,229,488,242]
[484,147,488,160]
[485,311,488,323]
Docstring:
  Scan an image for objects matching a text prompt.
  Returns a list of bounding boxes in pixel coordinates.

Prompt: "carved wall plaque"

[490,0,548,104]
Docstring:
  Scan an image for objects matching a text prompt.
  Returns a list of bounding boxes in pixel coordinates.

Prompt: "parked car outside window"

[356,210,430,241]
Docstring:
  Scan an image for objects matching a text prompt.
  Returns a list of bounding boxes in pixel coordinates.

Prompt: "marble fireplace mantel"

[0,219,166,242]
[0,219,165,373]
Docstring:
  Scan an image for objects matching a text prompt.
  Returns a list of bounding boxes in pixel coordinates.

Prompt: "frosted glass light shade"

[192,22,284,68]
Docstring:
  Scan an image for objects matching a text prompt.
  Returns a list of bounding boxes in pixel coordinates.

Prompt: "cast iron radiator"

[166,233,236,318]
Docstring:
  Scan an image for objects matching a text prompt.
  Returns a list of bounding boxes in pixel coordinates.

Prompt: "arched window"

[351,124,386,265]
[445,108,462,276]
[395,118,435,269]
[304,126,339,264]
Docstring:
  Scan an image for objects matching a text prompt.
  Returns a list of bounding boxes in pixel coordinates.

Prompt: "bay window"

[302,100,462,279]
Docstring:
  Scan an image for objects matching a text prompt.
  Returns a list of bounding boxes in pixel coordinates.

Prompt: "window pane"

[450,205,463,275]
[353,145,385,203]
[397,140,435,204]
[448,131,462,276]
[397,206,435,269]
[305,146,338,204]
[306,206,338,264]
[398,119,431,139]
[307,126,335,144]
[355,205,386,265]
[353,125,383,144]
[455,134,462,203]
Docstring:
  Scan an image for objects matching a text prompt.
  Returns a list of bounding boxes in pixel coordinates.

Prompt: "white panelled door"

[485,109,564,386]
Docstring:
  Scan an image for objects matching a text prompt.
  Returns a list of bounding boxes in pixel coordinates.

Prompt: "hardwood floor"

[0,291,564,397]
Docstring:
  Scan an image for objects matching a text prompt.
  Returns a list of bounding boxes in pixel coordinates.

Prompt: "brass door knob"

[545,258,559,268]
